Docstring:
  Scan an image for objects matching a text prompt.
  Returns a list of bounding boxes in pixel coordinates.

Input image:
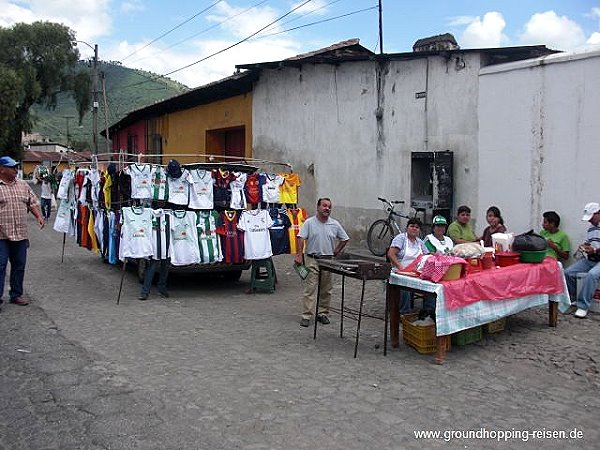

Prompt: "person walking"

[564,202,600,318]
[0,156,45,310]
[294,198,349,327]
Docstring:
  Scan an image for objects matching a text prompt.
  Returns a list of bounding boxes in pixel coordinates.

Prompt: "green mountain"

[30,61,188,151]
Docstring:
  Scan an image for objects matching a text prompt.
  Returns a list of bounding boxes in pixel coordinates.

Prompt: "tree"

[0,21,91,159]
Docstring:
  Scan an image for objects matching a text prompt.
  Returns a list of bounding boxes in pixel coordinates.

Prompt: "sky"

[1,0,599,88]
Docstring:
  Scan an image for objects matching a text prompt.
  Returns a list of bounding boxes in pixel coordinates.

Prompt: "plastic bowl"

[495,251,521,267]
[518,250,546,263]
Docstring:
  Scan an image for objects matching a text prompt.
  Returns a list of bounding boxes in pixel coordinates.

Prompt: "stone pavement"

[1,215,599,450]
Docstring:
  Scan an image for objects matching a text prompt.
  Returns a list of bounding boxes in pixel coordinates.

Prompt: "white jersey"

[88,168,101,209]
[169,210,200,265]
[53,199,75,235]
[188,168,214,210]
[196,211,223,263]
[261,173,284,204]
[119,206,154,260]
[167,169,192,206]
[124,164,154,199]
[237,209,274,260]
[230,172,247,210]
[150,209,171,260]
[57,169,74,200]
[94,208,105,254]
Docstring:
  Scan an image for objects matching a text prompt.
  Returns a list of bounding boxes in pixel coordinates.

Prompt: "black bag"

[588,253,600,262]
[512,230,548,252]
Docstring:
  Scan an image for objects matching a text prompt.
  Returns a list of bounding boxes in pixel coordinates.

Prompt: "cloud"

[589,7,600,19]
[519,10,586,51]
[446,15,478,27]
[206,2,283,39]
[459,12,508,48]
[588,32,600,45]
[120,0,145,15]
[291,0,330,16]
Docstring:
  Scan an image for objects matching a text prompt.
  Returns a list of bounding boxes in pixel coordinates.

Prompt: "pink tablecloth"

[441,257,565,310]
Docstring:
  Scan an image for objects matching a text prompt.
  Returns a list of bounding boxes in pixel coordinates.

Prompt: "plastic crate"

[485,318,506,334]
[451,326,483,346]
[401,313,451,354]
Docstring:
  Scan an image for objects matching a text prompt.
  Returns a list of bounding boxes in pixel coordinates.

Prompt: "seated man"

[539,211,570,261]
[564,202,600,318]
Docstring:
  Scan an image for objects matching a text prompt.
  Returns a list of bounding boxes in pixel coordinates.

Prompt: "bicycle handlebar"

[378,197,405,205]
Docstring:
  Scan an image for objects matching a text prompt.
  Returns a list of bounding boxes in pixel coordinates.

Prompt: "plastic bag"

[512,230,547,252]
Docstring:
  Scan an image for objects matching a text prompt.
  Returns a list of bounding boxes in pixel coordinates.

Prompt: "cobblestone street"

[1,216,599,449]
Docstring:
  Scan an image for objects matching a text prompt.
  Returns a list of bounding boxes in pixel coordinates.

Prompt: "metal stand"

[116,260,127,305]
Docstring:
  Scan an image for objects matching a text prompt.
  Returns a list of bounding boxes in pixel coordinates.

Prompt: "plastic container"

[441,263,463,281]
[518,250,546,263]
[451,326,483,346]
[482,249,495,270]
[402,313,451,354]
[466,257,483,274]
[495,251,521,267]
[485,318,506,334]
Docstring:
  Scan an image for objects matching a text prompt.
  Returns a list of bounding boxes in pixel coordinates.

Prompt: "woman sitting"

[480,206,507,247]
[387,218,432,314]
[424,215,454,254]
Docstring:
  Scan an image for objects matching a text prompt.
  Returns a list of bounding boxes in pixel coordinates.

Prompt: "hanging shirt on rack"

[167,168,192,206]
[119,206,154,260]
[244,173,262,205]
[107,211,118,264]
[237,209,274,260]
[286,207,308,254]
[279,172,301,205]
[212,168,235,209]
[149,209,171,260]
[53,199,75,235]
[260,172,284,204]
[216,210,245,264]
[229,171,247,210]
[151,166,168,202]
[88,168,101,209]
[196,210,223,263]
[169,209,200,266]
[57,169,74,200]
[124,163,154,199]
[188,168,214,210]
[269,208,292,256]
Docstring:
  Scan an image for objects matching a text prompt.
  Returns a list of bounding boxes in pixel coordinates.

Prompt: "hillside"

[30,61,188,151]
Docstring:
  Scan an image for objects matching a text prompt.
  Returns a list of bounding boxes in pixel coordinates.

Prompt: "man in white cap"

[564,202,600,318]
[0,156,45,310]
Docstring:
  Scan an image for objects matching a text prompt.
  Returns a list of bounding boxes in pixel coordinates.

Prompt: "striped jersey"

[151,166,168,201]
[216,210,245,264]
[150,209,171,260]
[196,210,223,263]
[287,208,307,254]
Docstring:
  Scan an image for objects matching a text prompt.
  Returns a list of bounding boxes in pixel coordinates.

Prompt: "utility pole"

[63,115,73,148]
[92,44,99,158]
[378,0,384,54]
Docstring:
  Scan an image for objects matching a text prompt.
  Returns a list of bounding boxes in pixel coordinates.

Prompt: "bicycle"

[366,197,410,256]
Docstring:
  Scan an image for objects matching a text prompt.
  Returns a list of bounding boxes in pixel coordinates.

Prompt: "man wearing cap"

[564,202,600,318]
[0,156,45,310]
[424,215,454,254]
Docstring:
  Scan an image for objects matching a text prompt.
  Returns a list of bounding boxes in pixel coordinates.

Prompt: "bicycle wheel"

[367,219,394,256]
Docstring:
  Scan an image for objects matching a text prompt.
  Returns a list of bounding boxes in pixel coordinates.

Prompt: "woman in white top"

[387,218,432,314]
[424,215,454,254]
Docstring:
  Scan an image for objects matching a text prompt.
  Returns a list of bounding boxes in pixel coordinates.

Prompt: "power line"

[265,0,345,33]
[121,0,224,62]
[122,0,314,89]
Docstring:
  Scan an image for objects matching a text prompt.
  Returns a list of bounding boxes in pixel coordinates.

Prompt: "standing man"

[0,156,45,310]
[295,198,349,327]
[564,202,600,318]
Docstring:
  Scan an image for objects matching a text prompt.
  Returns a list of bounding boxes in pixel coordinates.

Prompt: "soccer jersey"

[169,210,200,266]
[57,169,74,200]
[53,199,75,235]
[88,168,101,209]
[216,210,245,264]
[229,172,247,210]
[107,211,118,265]
[244,173,261,204]
[188,168,214,210]
[167,169,192,206]
[279,173,301,204]
[118,206,154,260]
[269,208,292,256]
[124,164,153,199]
[150,209,171,260]
[213,168,235,209]
[151,166,168,201]
[237,209,273,260]
[102,171,112,209]
[260,173,284,204]
[286,208,307,254]
[196,210,223,263]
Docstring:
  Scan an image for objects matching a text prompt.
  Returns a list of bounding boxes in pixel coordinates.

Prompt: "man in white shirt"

[294,198,349,327]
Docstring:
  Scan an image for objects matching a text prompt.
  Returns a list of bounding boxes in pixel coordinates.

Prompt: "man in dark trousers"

[0,156,45,310]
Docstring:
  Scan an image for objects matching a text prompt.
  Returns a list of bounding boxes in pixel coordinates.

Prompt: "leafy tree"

[0,21,91,158]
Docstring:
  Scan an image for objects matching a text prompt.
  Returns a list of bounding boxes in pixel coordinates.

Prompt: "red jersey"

[216,210,245,264]
[244,173,262,205]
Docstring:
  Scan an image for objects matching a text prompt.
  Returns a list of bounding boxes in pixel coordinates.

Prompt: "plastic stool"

[250,258,277,293]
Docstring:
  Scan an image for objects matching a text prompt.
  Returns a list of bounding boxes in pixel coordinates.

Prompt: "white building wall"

[478,50,600,252]
[252,53,483,241]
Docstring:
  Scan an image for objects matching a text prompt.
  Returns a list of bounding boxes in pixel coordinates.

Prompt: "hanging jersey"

[119,206,154,260]
[167,169,192,206]
[212,168,235,209]
[53,199,75,235]
[260,173,284,204]
[150,209,171,260]
[196,210,223,263]
[94,209,105,254]
[87,208,99,254]
[238,209,273,260]
[169,210,201,266]
[216,210,245,264]
[124,163,154,199]
[107,211,118,264]
[228,172,247,210]
[269,208,292,256]
[287,208,308,254]
[57,169,74,200]
[103,172,112,209]
[188,168,214,210]
[244,173,261,204]
[280,173,301,205]
[151,166,168,201]
[88,168,101,209]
